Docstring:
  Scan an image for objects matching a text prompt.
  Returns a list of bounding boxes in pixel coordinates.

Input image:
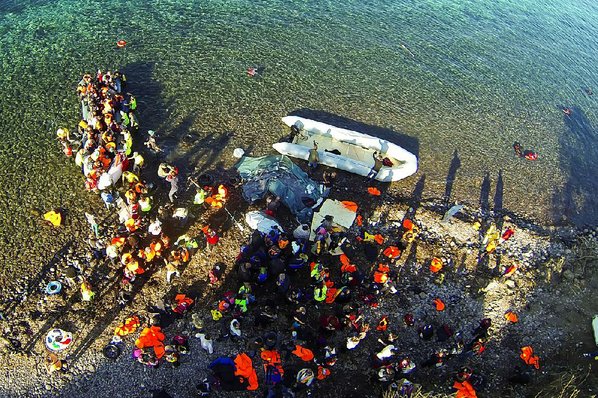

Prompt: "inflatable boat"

[273,116,418,182]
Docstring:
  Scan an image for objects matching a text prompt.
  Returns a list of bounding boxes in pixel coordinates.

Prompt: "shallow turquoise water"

[0,0,596,271]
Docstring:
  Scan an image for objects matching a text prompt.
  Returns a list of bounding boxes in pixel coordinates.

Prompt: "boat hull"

[274,116,418,182]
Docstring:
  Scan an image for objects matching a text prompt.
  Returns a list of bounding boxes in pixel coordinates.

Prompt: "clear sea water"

[0,0,597,272]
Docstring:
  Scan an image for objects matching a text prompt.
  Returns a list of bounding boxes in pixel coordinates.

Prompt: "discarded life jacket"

[115,315,140,336]
[367,187,381,196]
[453,380,477,398]
[520,346,540,369]
[430,257,443,273]
[135,326,165,359]
[433,298,445,311]
[317,366,331,380]
[234,353,259,391]
[44,210,63,227]
[501,227,515,242]
[505,311,519,323]
[503,263,518,277]
[383,246,401,260]
[292,345,314,362]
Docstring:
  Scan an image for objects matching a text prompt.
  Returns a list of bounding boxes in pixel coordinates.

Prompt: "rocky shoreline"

[1,76,597,398]
[2,176,598,398]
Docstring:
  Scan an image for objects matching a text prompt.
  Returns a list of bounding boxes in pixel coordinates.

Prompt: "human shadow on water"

[553,106,598,226]
[406,174,426,220]
[479,172,491,217]
[288,109,420,158]
[123,62,171,135]
[493,171,504,271]
[443,150,461,210]
[493,170,504,227]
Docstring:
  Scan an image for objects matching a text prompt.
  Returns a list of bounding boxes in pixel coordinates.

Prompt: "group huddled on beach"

[45,70,548,398]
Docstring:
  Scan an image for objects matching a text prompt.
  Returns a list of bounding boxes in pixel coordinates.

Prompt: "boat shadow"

[288,109,420,158]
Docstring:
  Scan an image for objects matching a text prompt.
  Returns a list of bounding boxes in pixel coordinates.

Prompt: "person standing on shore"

[367,151,384,181]
[308,141,319,171]
[84,211,100,238]
[166,172,179,203]
[322,171,337,197]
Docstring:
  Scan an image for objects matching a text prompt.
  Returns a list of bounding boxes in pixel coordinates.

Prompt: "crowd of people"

[53,71,225,371]
[50,71,543,398]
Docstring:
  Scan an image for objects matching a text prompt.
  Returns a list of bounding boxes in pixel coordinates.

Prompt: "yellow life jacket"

[43,210,62,227]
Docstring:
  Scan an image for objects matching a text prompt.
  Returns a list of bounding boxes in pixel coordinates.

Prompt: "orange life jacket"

[292,345,314,362]
[403,218,414,230]
[234,353,259,390]
[317,366,331,380]
[430,257,443,273]
[505,311,519,323]
[433,298,445,311]
[376,316,388,331]
[115,315,140,336]
[520,346,540,369]
[383,246,401,259]
[453,380,477,398]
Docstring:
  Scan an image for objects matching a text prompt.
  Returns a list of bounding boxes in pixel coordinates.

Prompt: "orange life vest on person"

[150,240,163,256]
[373,264,390,284]
[125,218,140,232]
[373,272,388,284]
[126,259,144,275]
[356,214,363,226]
[325,287,338,303]
[377,316,389,331]
[340,254,351,267]
[180,247,190,262]
[217,184,228,199]
[261,349,282,366]
[341,263,357,273]
[111,237,126,246]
